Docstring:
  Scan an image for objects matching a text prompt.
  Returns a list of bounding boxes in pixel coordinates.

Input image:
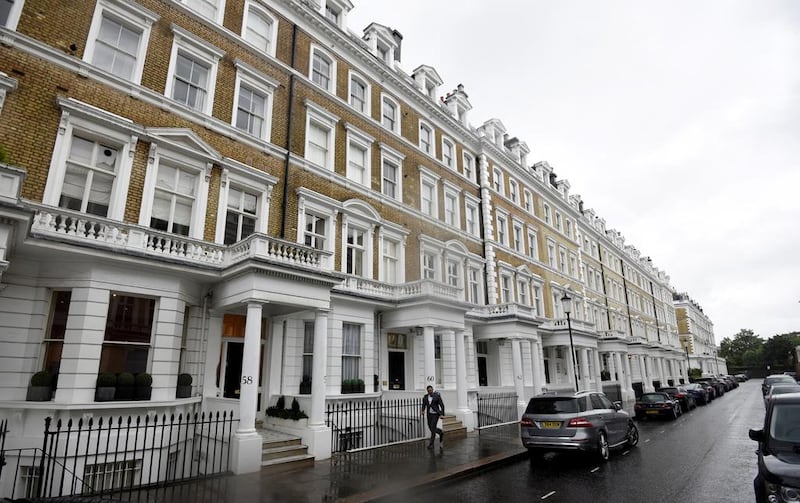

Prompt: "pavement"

[127,423,527,503]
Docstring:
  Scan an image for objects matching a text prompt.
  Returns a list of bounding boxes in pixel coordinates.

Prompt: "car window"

[526,397,578,414]
[590,394,606,410]
[597,394,615,409]
[770,404,800,443]
[639,394,666,403]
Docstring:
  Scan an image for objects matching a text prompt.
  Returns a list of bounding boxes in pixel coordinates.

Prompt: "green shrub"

[177,373,193,386]
[117,372,135,387]
[291,398,300,413]
[97,373,117,387]
[275,395,286,409]
[31,371,53,387]
[135,373,153,387]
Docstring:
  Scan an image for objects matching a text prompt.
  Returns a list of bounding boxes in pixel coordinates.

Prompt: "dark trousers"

[426,413,443,445]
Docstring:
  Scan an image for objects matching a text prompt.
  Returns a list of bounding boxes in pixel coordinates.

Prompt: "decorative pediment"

[145,128,221,162]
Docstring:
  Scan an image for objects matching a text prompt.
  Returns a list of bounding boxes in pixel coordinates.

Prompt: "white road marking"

[644,438,651,443]
[622,450,630,455]
[590,467,600,473]
[541,491,556,499]
[659,430,666,434]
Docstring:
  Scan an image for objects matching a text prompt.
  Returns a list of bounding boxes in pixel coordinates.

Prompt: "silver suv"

[520,391,639,462]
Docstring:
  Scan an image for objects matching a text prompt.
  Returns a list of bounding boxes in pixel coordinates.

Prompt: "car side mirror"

[749,428,764,442]
[613,401,622,411]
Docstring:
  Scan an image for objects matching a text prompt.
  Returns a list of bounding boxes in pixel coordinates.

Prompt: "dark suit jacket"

[421,392,445,416]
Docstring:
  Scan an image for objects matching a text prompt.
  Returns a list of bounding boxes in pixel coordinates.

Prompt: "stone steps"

[441,415,467,439]
[258,431,314,474]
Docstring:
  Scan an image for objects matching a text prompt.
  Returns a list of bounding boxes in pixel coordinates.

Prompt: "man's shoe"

[427,443,433,449]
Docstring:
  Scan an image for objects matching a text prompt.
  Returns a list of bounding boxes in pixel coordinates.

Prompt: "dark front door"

[223,342,244,399]
[478,356,488,386]
[388,351,405,390]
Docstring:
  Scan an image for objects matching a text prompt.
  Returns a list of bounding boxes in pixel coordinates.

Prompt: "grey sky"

[347,1,800,343]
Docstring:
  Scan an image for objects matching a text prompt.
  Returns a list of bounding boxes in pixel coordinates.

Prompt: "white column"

[530,340,543,395]
[238,302,262,434]
[537,342,547,391]
[511,339,526,411]
[454,330,470,415]
[310,309,329,427]
[567,344,579,391]
[608,352,617,382]
[423,326,436,388]
[624,354,634,399]
[580,348,591,391]
[231,302,263,475]
[592,349,603,392]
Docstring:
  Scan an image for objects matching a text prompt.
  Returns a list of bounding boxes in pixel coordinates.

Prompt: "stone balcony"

[27,204,333,273]
[468,303,538,320]
[541,317,597,333]
[334,276,462,302]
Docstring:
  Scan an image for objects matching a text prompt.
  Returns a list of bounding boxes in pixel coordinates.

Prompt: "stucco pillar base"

[230,431,262,474]
[306,423,332,460]
[454,407,475,431]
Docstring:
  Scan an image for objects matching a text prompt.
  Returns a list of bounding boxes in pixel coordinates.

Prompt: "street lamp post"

[560,292,579,392]
[684,345,692,382]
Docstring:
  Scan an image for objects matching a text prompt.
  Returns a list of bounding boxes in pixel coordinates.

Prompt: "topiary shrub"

[177,373,193,386]
[30,371,53,387]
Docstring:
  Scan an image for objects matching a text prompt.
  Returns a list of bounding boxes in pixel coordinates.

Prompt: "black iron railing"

[326,398,425,453]
[476,392,518,429]
[0,411,236,501]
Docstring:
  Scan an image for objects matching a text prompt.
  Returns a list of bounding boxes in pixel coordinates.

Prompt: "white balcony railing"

[334,277,462,302]
[470,303,537,319]
[29,206,332,273]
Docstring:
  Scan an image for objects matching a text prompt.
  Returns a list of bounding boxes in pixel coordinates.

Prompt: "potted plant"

[95,373,117,402]
[115,372,135,400]
[26,371,54,401]
[341,379,353,394]
[176,373,192,398]
[299,375,312,395]
[600,370,611,381]
[355,378,365,393]
[134,372,152,400]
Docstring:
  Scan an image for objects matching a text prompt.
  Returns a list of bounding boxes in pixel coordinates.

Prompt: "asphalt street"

[402,379,765,503]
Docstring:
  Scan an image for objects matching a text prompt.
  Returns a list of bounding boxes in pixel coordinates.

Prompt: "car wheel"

[626,423,639,448]
[671,406,679,420]
[596,431,610,462]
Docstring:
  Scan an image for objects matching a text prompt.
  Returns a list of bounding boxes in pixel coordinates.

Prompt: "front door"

[388,351,405,390]
[478,356,488,386]
[223,341,244,399]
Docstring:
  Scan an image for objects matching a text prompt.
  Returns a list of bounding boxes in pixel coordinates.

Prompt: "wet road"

[409,380,764,503]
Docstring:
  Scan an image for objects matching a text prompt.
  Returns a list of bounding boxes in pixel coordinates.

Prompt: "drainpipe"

[280,24,299,239]
[649,280,661,342]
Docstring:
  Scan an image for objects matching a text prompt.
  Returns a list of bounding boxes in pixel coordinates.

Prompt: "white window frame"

[555,211,562,231]
[495,210,509,246]
[418,120,435,156]
[419,169,439,219]
[296,188,341,256]
[232,60,277,141]
[499,272,512,303]
[348,71,371,115]
[344,123,374,187]
[446,258,461,288]
[508,178,519,204]
[517,279,529,305]
[43,99,137,222]
[420,236,444,282]
[527,227,539,261]
[565,218,573,240]
[165,26,223,115]
[443,182,460,228]
[523,189,533,213]
[309,44,336,93]
[242,0,278,57]
[467,263,483,304]
[464,195,480,237]
[379,143,404,201]
[462,151,474,182]
[543,203,551,224]
[378,224,407,284]
[304,101,339,170]
[492,167,504,195]
[179,0,226,24]
[214,163,275,244]
[558,246,568,273]
[512,219,524,253]
[340,200,380,279]
[532,283,544,316]
[441,137,455,169]
[2,0,24,29]
[547,239,556,268]
[381,94,400,133]
[138,143,211,240]
[83,0,157,85]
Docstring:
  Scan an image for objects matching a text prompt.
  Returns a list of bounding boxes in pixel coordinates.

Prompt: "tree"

[763,332,800,371]
[719,329,763,367]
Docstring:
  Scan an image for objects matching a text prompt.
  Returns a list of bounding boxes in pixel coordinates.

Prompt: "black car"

[749,392,800,502]
[634,392,681,420]
[657,386,696,413]
[684,383,710,405]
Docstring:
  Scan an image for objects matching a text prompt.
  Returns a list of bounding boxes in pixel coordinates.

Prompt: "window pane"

[104,295,155,343]
[245,10,271,52]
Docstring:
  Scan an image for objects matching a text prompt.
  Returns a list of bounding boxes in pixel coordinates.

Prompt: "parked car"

[722,375,739,389]
[520,391,639,462]
[658,386,697,412]
[634,392,681,420]
[684,383,710,405]
[764,383,800,408]
[697,378,726,397]
[734,374,748,382]
[748,392,800,503]
[762,374,798,396]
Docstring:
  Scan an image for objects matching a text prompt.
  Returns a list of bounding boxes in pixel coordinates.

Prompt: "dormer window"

[320,0,351,29]
[325,5,340,24]
[377,44,389,64]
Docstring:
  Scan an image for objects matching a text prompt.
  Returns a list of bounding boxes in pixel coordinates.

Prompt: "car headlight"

[765,482,800,503]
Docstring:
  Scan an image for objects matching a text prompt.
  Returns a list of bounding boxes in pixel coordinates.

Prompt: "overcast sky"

[347,1,800,344]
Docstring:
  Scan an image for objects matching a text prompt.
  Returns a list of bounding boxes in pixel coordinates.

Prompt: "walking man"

[420,385,445,450]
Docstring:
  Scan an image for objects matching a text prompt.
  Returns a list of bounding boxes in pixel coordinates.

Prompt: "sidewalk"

[128,423,526,503]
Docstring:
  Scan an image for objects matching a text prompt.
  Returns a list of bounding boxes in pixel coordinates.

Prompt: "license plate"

[646,410,659,415]
[539,421,561,429]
